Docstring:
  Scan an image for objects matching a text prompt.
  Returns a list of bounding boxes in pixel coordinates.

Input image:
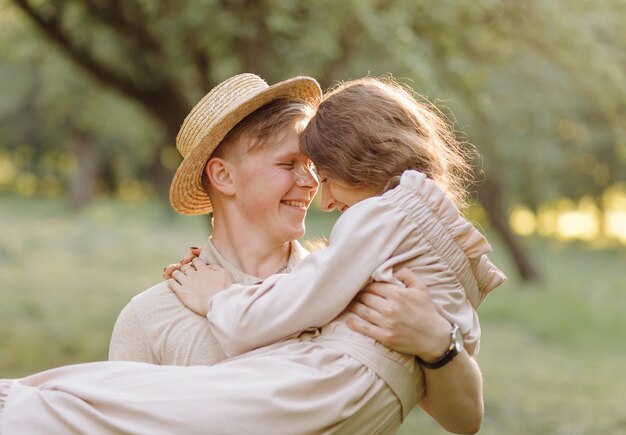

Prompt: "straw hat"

[169,73,322,215]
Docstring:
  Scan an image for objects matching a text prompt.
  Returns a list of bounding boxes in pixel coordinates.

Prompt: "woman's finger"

[180,246,201,265]
[163,263,180,279]
[167,278,182,293]
[191,257,206,269]
[171,270,186,285]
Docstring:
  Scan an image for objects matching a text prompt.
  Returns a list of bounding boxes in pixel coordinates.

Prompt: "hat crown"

[176,73,270,157]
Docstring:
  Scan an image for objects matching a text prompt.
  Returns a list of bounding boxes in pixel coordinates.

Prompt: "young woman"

[0,77,505,434]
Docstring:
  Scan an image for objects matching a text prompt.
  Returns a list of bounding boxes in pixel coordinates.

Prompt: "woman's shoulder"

[382,170,455,222]
[326,193,408,244]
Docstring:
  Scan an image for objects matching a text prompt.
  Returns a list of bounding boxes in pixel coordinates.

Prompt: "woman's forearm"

[208,200,411,357]
[420,351,483,434]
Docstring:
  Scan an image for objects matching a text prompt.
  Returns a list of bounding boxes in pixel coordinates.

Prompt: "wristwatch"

[419,323,463,370]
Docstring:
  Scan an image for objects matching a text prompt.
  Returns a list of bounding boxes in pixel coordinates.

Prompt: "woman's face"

[232,125,319,243]
[317,172,378,213]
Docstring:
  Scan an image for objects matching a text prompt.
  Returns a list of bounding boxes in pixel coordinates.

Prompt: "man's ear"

[205,157,236,196]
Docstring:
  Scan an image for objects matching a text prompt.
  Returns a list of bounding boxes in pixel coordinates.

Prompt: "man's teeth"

[283,200,306,207]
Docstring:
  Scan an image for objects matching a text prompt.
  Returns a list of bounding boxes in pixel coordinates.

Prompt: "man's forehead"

[269,147,308,159]
[245,134,306,159]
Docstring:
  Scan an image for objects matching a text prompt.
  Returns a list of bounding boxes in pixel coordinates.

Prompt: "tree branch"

[317,21,358,89]
[12,0,155,102]
[189,40,213,91]
[82,0,163,54]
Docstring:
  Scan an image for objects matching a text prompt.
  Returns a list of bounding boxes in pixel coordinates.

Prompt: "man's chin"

[283,225,306,242]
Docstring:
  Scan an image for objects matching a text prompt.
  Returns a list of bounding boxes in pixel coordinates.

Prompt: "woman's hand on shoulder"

[167,258,233,316]
[163,246,202,279]
[347,268,451,360]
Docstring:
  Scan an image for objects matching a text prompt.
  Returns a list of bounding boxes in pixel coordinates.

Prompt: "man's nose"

[295,165,319,188]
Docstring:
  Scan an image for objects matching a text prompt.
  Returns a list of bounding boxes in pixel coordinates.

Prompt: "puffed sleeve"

[208,197,414,357]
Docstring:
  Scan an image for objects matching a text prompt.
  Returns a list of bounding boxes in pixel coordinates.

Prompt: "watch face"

[452,325,464,353]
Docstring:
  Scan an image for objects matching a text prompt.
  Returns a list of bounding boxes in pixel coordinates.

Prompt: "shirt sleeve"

[108,301,158,363]
[208,197,414,357]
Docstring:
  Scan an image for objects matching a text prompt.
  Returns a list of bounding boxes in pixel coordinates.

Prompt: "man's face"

[231,124,319,244]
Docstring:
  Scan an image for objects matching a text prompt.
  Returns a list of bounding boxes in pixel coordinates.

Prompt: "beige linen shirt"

[108,240,308,365]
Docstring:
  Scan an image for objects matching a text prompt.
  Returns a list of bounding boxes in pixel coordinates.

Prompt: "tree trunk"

[149,153,174,201]
[69,131,98,212]
[476,179,539,281]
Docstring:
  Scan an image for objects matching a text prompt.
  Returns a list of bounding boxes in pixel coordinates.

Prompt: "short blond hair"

[216,98,316,159]
[203,98,316,192]
[301,77,474,208]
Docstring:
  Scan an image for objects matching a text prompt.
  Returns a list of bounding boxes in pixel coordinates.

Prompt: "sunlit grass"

[1,196,624,434]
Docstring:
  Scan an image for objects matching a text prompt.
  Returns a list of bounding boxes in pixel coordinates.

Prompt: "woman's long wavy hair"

[301,77,476,209]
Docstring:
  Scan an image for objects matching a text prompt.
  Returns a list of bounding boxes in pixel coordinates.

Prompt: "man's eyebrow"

[273,151,305,159]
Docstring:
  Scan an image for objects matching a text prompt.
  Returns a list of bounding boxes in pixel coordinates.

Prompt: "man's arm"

[109,302,158,364]
[347,269,483,434]
[419,352,483,434]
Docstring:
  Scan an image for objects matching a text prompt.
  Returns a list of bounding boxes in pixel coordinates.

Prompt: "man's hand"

[163,247,202,279]
[347,268,451,361]
[350,268,485,433]
[168,258,233,316]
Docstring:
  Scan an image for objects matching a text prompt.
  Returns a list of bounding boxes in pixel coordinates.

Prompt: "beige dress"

[0,170,505,435]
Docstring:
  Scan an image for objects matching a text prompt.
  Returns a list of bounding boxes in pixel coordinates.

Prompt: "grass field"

[1,196,625,434]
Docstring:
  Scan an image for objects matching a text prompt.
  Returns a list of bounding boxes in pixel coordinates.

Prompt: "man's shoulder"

[129,280,184,317]
[114,279,228,366]
[109,281,178,363]
[132,280,176,302]
[111,280,189,358]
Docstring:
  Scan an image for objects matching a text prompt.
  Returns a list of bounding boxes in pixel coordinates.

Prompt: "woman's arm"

[347,269,483,434]
[207,199,414,357]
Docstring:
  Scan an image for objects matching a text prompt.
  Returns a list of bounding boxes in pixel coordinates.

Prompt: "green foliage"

[1,0,626,279]
[0,5,164,197]
[1,0,624,207]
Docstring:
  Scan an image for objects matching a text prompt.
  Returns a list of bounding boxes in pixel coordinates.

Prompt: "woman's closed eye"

[312,168,327,183]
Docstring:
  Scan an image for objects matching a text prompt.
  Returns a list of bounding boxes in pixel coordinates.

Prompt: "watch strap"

[419,323,461,370]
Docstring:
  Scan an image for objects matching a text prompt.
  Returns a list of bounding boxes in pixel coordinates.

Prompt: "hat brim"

[169,76,321,215]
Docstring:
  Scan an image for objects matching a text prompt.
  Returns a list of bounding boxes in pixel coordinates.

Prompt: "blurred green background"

[1,1,625,434]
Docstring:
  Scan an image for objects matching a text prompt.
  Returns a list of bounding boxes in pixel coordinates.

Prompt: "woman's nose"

[320,184,335,211]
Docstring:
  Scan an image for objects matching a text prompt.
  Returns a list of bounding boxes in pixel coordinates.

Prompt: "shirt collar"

[199,239,309,285]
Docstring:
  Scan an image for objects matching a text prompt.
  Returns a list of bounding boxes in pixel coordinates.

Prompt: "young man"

[107,73,484,433]
[109,75,320,366]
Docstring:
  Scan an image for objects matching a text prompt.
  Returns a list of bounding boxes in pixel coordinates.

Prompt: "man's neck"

[210,221,291,279]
